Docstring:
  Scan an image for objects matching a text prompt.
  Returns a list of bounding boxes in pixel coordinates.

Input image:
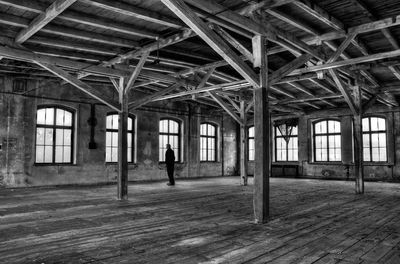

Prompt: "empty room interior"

[2,0,400,263]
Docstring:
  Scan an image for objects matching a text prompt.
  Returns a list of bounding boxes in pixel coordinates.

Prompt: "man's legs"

[167,165,175,185]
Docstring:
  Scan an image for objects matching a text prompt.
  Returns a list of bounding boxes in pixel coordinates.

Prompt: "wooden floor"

[1,177,400,264]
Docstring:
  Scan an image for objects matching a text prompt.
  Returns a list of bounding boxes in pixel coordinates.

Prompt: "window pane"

[128,117,133,131]
[37,109,46,125]
[112,132,118,147]
[56,129,64,145]
[208,124,215,136]
[370,117,379,131]
[36,146,44,163]
[127,133,132,149]
[63,146,71,162]
[276,127,282,136]
[364,148,371,161]
[362,118,369,132]
[291,126,298,136]
[56,109,65,126]
[372,148,379,161]
[363,134,370,148]
[248,127,254,138]
[64,111,72,127]
[169,121,177,133]
[64,130,72,146]
[45,128,54,145]
[128,147,132,163]
[315,149,322,161]
[45,108,54,125]
[377,118,386,131]
[328,120,340,133]
[106,115,113,129]
[106,147,111,162]
[379,148,387,162]
[208,138,215,151]
[371,134,379,148]
[112,115,119,130]
[378,133,386,148]
[55,146,63,163]
[36,128,45,145]
[44,146,53,163]
[106,132,112,147]
[200,124,205,136]
[112,147,118,162]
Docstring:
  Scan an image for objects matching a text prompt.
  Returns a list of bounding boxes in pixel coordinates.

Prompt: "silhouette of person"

[165,144,175,185]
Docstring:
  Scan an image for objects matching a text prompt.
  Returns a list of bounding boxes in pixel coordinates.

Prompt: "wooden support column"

[252,35,270,223]
[240,101,248,186]
[118,78,128,200]
[353,85,364,194]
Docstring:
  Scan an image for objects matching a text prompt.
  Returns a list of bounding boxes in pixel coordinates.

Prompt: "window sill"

[308,162,344,165]
[272,162,299,165]
[34,163,76,166]
[200,161,220,163]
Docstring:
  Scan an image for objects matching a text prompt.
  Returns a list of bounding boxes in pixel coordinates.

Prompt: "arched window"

[200,123,217,161]
[159,119,181,162]
[275,124,298,161]
[362,117,387,162]
[248,126,255,161]
[35,106,74,164]
[105,114,134,163]
[313,120,341,162]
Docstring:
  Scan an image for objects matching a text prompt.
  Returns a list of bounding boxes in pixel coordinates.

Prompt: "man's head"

[166,144,171,149]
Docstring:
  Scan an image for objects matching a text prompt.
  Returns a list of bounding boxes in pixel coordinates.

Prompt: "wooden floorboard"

[0,177,400,263]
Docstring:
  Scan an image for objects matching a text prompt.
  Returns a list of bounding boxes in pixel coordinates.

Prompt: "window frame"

[248,126,255,161]
[274,124,298,162]
[362,116,387,162]
[35,105,75,165]
[312,119,342,162]
[105,113,135,164]
[159,118,182,163]
[200,122,218,162]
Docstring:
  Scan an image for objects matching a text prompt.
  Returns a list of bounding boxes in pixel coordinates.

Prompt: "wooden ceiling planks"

[0,0,399,112]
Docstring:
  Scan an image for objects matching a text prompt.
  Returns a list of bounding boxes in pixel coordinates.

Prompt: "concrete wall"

[246,108,400,182]
[0,77,238,187]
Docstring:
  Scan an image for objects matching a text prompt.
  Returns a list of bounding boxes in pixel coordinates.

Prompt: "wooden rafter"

[35,62,120,112]
[125,51,150,93]
[79,0,183,28]
[161,0,259,88]
[328,69,358,115]
[129,83,181,110]
[15,0,77,44]
[184,0,324,60]
[207,91,243,126]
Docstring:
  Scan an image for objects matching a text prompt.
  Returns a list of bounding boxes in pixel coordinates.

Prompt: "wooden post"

[118,78,128,200]
[353,85,364,194]
[252,35,270,223]
[240,100,248,185]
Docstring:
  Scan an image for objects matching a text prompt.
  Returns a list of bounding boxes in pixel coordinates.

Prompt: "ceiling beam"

[125,51,150,93]
[238,0,296,15]
[15,0,77,44]
[293,0,368,55]
[290,49,400,75]
[0,12,139,48]
[184,0,324,60]
[0,0,158,39]
[35,61,120,111]
[328,69,358,115]
[162,0,260,88]
[79,0,184,28]
[129,83,181,110]
[269,54,312,85]
[102,29,196,67]
[207,91,244,126]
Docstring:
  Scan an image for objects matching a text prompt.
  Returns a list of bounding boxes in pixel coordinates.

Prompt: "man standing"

[165,144,175,186]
